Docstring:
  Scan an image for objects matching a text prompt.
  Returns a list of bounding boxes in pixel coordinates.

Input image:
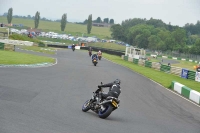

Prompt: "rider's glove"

[98,85,102,89]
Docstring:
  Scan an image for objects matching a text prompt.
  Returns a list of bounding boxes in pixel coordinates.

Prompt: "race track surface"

[0,49,200,133]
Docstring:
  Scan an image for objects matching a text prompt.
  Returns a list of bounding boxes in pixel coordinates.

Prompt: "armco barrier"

[80,46,124,56]
[47,44,68,48]
[171,81,200,104]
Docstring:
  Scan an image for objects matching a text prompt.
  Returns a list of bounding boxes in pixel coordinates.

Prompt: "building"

[92,22,113,27]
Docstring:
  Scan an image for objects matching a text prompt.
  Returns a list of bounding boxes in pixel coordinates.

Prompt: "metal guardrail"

[47,44,125,56]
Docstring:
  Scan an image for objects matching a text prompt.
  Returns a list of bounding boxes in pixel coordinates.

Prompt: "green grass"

[172,60,198,71]
[0,50,55,64]
[102,53,200,92]
[19,46,56,54]
[147,57,197,71]
[0,16,111,39]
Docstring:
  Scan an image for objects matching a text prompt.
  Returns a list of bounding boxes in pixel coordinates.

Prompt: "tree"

[96,17,101,23]
[60,13,67,31]
[109,19,114,24]
[148,35,161,50]
[103,18,109,23]
[34,11,40,28]
[7,8,13,24]
[87,14,92,34]
[83,19,88,24]
[110,24,125,40]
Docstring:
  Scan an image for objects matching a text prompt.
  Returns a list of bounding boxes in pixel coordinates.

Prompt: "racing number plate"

[112,100,117,107]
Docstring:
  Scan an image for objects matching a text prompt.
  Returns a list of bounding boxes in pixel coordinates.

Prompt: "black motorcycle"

[92,57,98,66]
[89,51,92,57]
[72,47,75,51]
[82,82,120,119]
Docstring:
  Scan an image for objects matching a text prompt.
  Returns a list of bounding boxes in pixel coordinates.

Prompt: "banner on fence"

[181,69,188,79]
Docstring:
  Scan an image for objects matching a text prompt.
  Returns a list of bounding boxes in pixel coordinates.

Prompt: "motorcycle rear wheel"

[98,104,113,119]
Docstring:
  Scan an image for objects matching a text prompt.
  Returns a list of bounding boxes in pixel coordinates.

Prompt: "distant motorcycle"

[89,51,92,57]
[98,55,102,60]
[82,82,120,119]
[72,45,75,52]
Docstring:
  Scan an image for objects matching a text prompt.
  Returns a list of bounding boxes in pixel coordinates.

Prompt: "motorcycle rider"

[98,50,102,55]
[88,47,93,56]
[97,50,102,59]
[97,79,121,101]
[72,44,75,51]
[91,53,98,61]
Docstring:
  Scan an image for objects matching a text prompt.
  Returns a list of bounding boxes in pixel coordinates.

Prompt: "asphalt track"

[0,49,200,133]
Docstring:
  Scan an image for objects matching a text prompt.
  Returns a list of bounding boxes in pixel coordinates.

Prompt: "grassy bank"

[0,50,55,64]
[0,16,111,39]
[19,46,56,54]
[102,53,200,92]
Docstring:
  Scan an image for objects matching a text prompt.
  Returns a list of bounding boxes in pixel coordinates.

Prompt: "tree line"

[5,8,67,31]
[83,17,114,24]
[110,18,200,55]
[4,8,112,34]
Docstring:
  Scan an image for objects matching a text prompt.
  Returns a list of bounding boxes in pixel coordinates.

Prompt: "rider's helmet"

[113,79,121,85]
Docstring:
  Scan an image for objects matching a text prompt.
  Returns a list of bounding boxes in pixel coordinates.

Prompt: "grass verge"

[102,53,200,92]
[0,50,55,64]
[20,46,56,54]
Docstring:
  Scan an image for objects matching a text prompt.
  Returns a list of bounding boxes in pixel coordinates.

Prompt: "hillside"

[0,16,111,39]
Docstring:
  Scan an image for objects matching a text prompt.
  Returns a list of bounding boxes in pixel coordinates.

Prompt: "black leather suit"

[98,82,121,99]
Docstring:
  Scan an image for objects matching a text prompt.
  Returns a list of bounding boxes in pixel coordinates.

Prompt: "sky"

[0,0,200,27]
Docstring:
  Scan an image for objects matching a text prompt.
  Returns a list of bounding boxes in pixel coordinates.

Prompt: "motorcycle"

[82,82,120,119]
[72,47,75,51]
[89,51,92,57]
[92,57,98,66]
[98,55,102,60]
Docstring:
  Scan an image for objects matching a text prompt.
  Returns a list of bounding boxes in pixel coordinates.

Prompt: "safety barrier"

[152,62,161,70]
[171,81,200,105]
[145,61,152,68]
[0,42,4,49]
[160,64,171,73]
[171,66,182,76]
[124,56,128,61]
[133,58,139,65]
[188,71,196,80]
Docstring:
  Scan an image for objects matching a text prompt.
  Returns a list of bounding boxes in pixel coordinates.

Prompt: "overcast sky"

[0,0,199,26]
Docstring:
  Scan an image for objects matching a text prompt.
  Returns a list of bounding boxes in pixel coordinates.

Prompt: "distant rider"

[97,50,102,56]
[72,44,75,50]
[88,47,92,56]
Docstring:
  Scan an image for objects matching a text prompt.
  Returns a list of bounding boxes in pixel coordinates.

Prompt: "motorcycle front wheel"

[82,100,91,112]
